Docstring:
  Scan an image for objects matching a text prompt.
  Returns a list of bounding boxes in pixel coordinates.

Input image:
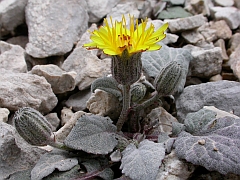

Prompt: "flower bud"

[154,61,183,96]
[111,49,142,85]
[131,83,147,103]
[13,107,54,146]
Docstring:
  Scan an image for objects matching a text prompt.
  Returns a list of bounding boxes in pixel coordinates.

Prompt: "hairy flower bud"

[131,83,147,103]
[111,49,142,85]
[13,107,54,146]
[154,61,183,96]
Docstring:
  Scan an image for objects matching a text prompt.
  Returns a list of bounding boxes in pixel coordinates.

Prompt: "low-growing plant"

[13,15,240,180]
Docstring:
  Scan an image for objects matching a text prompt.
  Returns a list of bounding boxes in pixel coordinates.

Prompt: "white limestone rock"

[209,20,232,40]
[165,14,207,33]
[0,73,58,114]
[87,0,120,22]
[0,0,28,32]
[87,89,121,120]
[210,6,240,29]
[45,113,60,132]
[25,0,89,58]
[0,41,27,73]
[0,108,10,123]
[213,0,234,7]
[29,64,76,94]
[156,151,195,180]
[228,45,240,81]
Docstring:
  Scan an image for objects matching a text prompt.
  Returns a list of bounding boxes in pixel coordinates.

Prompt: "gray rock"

[185,0,213,16]
[184,45,223,78]
[0,0,28,31]
[198,23,217,42]
[213,0,234,7]
[156,150,195,180]
[0,41,27,73]
[62,47,111,90]
[181,30,205,44]
[107,1,140,24]
[228,45,240,81]
[6,36,28,49]
[0,108,9,123]
[137,0,153,19]
[165,14,207,33]
[0,122,45,180]
[209,20,232,40]
[45,113,60,132]
[158,6,192,19]
[168,0,185,5]
[210,6,240,29]
[0,73,58,114]
[209,74,223,82]
[29,64,76,94]
[176,80,240,122]
[25,0,89,58]
[65,89,92,112]
[87,89,121,120]
[87,0,120,22]
[214,39,229,61]
[228,33,240,53]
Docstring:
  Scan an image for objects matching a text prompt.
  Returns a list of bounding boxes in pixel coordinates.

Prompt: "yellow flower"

[83,15,168,56]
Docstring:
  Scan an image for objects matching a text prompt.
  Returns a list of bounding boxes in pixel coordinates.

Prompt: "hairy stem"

[116,85,131,131]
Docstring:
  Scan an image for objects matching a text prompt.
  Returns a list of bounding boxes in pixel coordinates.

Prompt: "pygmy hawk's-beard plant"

[84,15,168,131]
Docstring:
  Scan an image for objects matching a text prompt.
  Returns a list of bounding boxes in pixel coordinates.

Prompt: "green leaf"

[174,110,240,175]
[141,44,192,93]
[120,140,165,180]
[91,76,122,101]
[64,114,118,154]
[31,149,78,180]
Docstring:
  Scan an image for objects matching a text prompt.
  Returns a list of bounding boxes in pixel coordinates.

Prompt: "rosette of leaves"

[173,108,240,175]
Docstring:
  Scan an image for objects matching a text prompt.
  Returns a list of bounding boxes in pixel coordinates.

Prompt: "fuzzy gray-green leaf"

[174,113,240,175]
[91,76,122,101]
[141,44,192,93]
[31,149,78,180]
[120,140,165,180]
[64,114,118,154]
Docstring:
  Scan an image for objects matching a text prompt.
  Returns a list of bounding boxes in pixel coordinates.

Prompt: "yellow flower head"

[83,15,168,56]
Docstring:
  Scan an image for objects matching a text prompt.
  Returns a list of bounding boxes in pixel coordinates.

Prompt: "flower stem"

[116,85,131,131]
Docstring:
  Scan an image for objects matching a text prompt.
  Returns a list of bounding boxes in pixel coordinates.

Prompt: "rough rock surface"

[0,108,9,123]
[176,80,240,122]
[184,45,223,78]
[228,45,240,80]
[65,89,92,112]
[0,41,27,73]
[45,113,60,132]
[0,0,28,31]
[25,0,89,58]
[0,73,57,114]
[29,64,76,94]
[0,122,45,180]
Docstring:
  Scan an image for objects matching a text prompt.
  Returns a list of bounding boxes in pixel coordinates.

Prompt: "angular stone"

[0,108,9,123]
[209,20,232,40]
[0,73,58,114]
[29,64,76,94]
[176,80,240,122]
[228,45,240,81]
[157,151,195,180]
[181,30,205,44]
[228,33,240,53]
[86,0,120,22]
[209,74,223,82]
[214,39,229,61]
[210,6,240,29]
[184,45,223,78]
[158,6,192,19]
[87,89,121,120]
[45,113,60,132]
[203,106,239,119]
[0,122,45,180]
[197,23,217,42]
[185,0,213,16]
[65,89,92,112]
[107,1,140,24]
[0,41,27,73]
[213,0,234,7]
[25,0,89,58]
[0,0,28,31]
[62,47,111,90]
[6,36,28,49]
[168,0,185,5]
[165,14,207,33]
